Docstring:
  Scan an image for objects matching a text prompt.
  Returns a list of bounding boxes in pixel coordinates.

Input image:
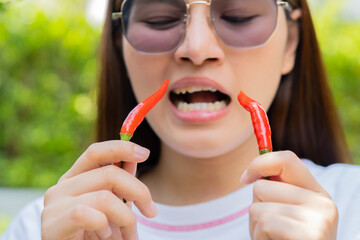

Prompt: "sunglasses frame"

[112,0,293,53]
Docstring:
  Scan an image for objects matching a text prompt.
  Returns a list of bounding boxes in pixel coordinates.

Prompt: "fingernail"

[134,145,150,160]
[148,200,158,217]
[240,169,249,184]
[99,225,112,239]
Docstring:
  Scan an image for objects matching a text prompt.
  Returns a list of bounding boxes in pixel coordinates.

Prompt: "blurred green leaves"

[0,0,359,188]
[312,1,360,164]
[0,0,100,187]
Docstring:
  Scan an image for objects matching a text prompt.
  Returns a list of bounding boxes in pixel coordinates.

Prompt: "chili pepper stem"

[260,150,271,180]
[260,149,271,155]
[119,133,132,204]
[120,133,133,141]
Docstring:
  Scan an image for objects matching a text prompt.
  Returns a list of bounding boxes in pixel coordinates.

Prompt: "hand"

[41,140,157,240]
[241,151,338,240]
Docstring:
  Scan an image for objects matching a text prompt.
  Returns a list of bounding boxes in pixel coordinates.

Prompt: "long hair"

[96,0,351,176]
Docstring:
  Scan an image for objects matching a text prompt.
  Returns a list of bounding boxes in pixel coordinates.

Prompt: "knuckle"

[280,150,297,164]
[277,150,301,172]
[249,203,259,217]
[322,198,338,223]
[95,190,115,205]
[40,206,49,222]
[311,197,338,239]
[252,180,266,201]
[43,185,57,205]
[137,183,152,201]
[120,142,136,161]
[85,143,100,158]
[320,196,337,212]
[102,165,120,183]
[123,211,137,227]
[258,212,271,231]
[96,216,109,231]
[70,204,88,223]
[108,140,125,159]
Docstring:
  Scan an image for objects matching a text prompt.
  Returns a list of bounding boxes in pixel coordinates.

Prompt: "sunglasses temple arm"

[112,12,122,21]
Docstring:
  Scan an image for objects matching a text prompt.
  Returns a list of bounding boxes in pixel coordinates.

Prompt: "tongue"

[188,91,220,103]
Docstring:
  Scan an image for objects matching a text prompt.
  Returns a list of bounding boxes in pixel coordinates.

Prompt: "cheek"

[228,13,288,110]
[123,39,172,102]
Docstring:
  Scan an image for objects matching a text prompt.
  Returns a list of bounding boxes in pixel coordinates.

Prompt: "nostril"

[180,57,218,64]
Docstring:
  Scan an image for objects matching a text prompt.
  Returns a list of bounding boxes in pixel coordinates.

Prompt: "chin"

[163,130,252,159]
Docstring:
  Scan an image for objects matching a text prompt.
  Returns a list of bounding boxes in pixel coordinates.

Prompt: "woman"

[2,0,360,239]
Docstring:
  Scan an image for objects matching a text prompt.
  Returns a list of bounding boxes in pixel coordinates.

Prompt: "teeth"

[176,101,227,112]
[173,86,218,95]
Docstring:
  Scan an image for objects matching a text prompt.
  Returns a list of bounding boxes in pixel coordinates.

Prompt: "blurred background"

[0,0,359,233]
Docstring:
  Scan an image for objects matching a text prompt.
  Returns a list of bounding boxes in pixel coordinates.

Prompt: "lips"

[169,77,231,122]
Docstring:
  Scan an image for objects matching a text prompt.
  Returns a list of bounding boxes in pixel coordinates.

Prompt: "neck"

[140,135,259,206]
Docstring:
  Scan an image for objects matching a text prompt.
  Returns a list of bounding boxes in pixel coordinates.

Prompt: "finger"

[250,202,338,240]
[47,165,157,218]
[42,204,112,240]
[250,202,313,225]
[89,224,125,240]
[64,190,137,239]
[240,151,325,193]
[74,190,138,240]
[60,140,150,181]
[122,162,138,176]
[252,213,307,240]
[250,202,304,237]
[109,223,124,240]
[44,190,139,239]
[120,225,139,240]
[252,179,330,204]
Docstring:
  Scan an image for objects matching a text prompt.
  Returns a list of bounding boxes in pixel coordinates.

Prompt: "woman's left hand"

[241,151,338,240]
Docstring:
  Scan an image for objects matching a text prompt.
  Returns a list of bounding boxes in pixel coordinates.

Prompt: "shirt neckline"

[134,184,253,231]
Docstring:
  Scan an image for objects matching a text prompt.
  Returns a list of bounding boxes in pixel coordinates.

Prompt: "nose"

[174,4,224,66]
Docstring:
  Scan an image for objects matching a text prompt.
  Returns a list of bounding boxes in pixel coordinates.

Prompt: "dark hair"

[96,0,352,177]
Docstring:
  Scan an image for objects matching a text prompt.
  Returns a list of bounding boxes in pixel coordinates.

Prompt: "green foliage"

[0,1,10,12]
[312,1,360,164]
[0,0,359,189]
[0,0,100,187]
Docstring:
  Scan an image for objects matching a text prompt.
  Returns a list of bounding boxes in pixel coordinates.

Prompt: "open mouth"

[169,86,231,112]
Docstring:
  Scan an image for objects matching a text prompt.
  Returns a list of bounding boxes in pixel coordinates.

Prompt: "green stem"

[120,133,133,141]
[119,133,133,204]
[259,148,271,155]
[260,149,271,180]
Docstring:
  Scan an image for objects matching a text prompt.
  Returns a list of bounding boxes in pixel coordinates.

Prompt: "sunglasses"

[112,0,293,54]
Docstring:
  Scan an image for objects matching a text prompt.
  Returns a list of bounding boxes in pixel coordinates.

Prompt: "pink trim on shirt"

[136,206,249,232]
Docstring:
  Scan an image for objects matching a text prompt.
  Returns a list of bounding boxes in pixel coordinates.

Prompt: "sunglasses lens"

[122,0,186,53]
[211,0,278,48]
[121,0,279,53]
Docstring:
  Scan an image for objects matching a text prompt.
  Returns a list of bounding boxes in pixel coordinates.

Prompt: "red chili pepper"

[120,79,169,141]
[237,91,272,155]
[118,79,169,203]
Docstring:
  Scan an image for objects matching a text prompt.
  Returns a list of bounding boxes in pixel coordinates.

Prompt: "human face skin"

[122,0,299,159]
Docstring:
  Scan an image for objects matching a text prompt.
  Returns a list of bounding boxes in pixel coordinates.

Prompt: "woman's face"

[123,0,299,158]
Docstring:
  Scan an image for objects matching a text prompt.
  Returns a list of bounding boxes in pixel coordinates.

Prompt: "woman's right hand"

[41,140,157,240]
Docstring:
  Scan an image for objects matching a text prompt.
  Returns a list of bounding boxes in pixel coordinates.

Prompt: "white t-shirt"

[1,160,360,240]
